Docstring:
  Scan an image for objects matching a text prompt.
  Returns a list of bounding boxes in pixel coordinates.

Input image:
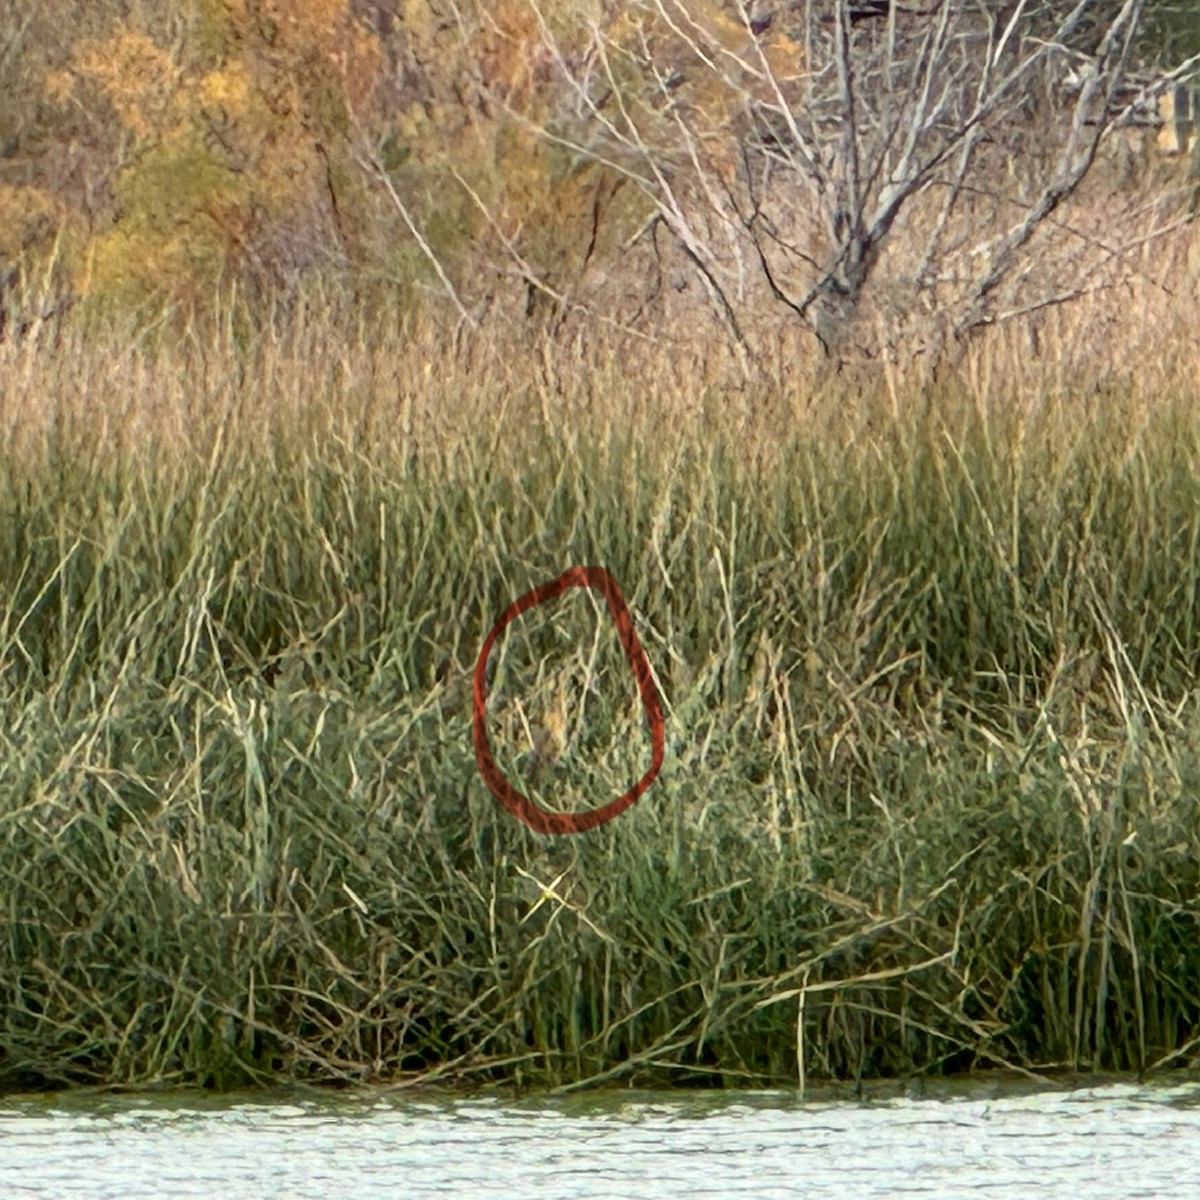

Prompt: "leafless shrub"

[486,0,1198,367]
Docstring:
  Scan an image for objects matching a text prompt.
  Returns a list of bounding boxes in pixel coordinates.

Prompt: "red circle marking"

[473,566,665,835]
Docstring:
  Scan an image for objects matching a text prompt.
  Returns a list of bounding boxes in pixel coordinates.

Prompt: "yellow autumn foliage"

[198,63,253,114]
[47,3,384,314]
[262,0,348,43]
[0,186,60,263]
[16,0,776,322]
[72,30,182,138]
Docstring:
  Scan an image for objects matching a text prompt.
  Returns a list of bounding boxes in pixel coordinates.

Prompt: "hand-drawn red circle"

[473,566,665,835]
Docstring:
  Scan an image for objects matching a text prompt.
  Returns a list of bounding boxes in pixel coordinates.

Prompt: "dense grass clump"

[3,303,1200,1094]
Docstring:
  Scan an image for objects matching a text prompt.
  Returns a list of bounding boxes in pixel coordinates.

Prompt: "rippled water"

[4,1078,1200,1198]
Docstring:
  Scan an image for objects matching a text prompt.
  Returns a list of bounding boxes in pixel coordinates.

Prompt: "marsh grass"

[3,291,1200,1094]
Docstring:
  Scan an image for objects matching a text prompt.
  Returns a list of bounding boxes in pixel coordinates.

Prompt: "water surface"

[3,1077,1198,1198]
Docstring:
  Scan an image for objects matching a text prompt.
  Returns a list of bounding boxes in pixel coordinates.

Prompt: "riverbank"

[3,303,1200,1093]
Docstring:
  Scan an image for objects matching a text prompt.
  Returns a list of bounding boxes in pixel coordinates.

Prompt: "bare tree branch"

[459,0,1196,362]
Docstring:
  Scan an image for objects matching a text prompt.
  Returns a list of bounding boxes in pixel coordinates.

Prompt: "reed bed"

[2,293,1200,1094]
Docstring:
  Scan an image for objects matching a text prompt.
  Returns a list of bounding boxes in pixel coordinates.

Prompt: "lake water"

[3,1077,1199,1198]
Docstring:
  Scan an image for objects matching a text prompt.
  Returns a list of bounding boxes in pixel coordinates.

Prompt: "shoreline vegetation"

[3,297,1200,1095]
[4,1,1200,1095]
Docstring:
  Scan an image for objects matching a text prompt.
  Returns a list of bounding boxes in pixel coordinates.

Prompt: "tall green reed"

[2,310,1200,1093]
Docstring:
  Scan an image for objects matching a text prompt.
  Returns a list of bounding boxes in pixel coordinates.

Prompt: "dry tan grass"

[2,194,1198,476]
